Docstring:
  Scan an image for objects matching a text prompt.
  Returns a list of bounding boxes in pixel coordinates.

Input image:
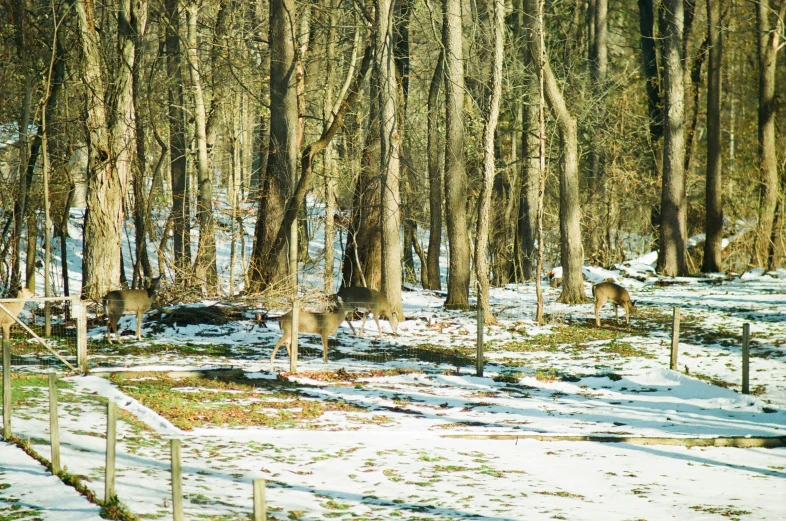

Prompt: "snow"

[2,209,786,520]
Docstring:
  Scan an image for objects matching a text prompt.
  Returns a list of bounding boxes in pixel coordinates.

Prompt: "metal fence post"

[74,298,88,374]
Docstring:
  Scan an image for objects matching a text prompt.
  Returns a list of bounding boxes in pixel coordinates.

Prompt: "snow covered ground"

[2,206,786,520]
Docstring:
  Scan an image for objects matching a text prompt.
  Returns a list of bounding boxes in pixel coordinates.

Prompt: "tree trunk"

[526,0,586,303]
[754,0,785,267]
[517,80,540,281]
[186,3,218,294]
[443,0,470,310]
[702,0,723,273]
[638,0,663,144]
[165,0,191,284]
[377,0,403,317]
[426,52,444,290]
[75,0,124,299]
[657,0,688,277]
[475,0,503,325]
[248,0,299,292]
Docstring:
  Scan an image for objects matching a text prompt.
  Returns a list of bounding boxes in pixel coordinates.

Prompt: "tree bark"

[443,0,470,310]
[517,79,540,281]
[754,0,785,268]
[378,0,403,317]
[525,0,586,303]
[186,3,218,294]
[638,0,663,144]
[702,0,723,273]
[165,0,191,283]
[474,0,503,324]
[248,0,299,292]
[75,0,124,299]
[657,0,688,277]
[426,51,444,290]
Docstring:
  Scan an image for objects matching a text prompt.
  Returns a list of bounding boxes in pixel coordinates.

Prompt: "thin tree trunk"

[186,3,218,294]
[426,52,444,290]
[475,0,503,325]
[166,0,191,283]
[443,0,470,310]
[702,0,723,273]
[518,79,540,281]
[526,0,586,303]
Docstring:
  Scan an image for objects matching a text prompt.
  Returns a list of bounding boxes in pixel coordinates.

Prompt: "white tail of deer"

[271,300,354,364]
[103,276,162,343]
[0,288,34,340]
[593,281,636,327]
[335,286,399,336]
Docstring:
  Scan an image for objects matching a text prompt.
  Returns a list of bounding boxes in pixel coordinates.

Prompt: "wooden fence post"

[2,339,10,438]
[476,299,484,377]
[742,323,750,394]
[290,300,299,373]
[253,478,267,521]
[171,439,184,521]
[670,307,680,370]
[49,373,60,474]
[105,401,117,503]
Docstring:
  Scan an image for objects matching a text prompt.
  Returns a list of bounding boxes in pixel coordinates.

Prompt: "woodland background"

[0,0,784,321]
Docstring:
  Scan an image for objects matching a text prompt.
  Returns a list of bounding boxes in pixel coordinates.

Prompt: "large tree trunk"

[186,3,218,294]
[248,0,299,292]
[443,0,470,310]
[378,0,403,317]
[165,0,191,284]
[638,0,663,145]
[426,52,444,290]
[474,0,503,324]
[657,0,688,276]
[75,0,124,299]
[754,0,785,268]
[526,0,586,303]
[702,0,723,273]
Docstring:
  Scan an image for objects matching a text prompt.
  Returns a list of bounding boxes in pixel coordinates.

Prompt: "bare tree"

[443,0,470,309]
[525,0,586,303]
[378,0,403,316]
[754,0,786,268]
[702,0,723,272]
[426,51,444,290]
[475,0,503,324]
[657,0,688,276]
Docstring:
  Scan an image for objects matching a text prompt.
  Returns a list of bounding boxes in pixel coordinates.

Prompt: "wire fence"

[0,296,84,372]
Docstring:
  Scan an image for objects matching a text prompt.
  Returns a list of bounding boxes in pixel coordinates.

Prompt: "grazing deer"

[335,286,399,336]
[103,276,162,343]
[0,288,34,340]
[593,281,636,327]
[271,300,354,363]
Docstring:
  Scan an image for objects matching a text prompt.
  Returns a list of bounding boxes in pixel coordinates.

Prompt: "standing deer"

[335,286,399,336]
[593,281,636,327]
[103,276,162,343]
[271,300,354,363]
[0,288,34,340]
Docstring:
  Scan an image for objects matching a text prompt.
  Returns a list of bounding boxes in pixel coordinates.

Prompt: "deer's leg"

[271,336,288,363]
[594,301,602,327]
[136,311,143,340]
[373,314,383,337]
[344,317,357,336]
[107,318,118,344]
[614,304,619,323]
[359,312,368,336]
[322,335,329,363]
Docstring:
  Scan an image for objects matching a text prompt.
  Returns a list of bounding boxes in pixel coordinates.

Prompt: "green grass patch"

[108,373,366,430]
[601,340,655,359]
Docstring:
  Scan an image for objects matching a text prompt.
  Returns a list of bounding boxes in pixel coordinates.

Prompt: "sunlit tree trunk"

[426,51,443,290]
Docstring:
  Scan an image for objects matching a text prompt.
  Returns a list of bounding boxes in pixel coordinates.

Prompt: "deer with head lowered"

[0,288,34,340]
[103,276,162,343]
[334,286,399,336]
[271,299,355,364]
[593,281,636,327]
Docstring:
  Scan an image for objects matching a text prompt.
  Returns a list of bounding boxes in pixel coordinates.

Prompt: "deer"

[270,299,355,364]
[0,288,34,340]
[103,276,162,343]
[335,286,399,336]
[593,281,636,327]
